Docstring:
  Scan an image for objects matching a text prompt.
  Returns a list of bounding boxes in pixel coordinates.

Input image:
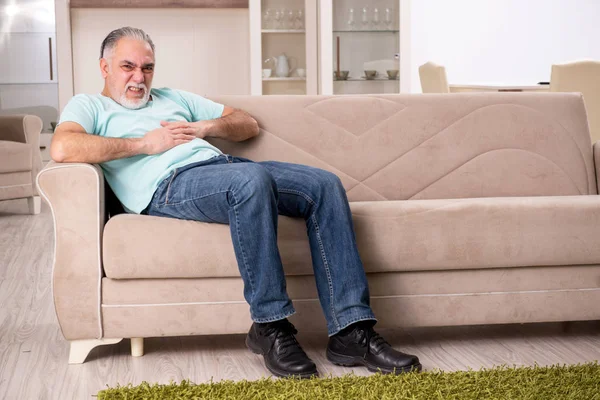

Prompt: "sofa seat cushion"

[0,171,33,200]
[102,195,600,279]
[103,213,310,279]
[0,141,32,173]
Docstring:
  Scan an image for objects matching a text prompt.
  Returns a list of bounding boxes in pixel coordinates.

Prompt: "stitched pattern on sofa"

[218,95,595,200]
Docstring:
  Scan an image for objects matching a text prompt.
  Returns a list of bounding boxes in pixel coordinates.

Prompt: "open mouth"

[127,87,145,96]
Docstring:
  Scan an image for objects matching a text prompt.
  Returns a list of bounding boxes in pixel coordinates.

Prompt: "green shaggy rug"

[97,362,600,400]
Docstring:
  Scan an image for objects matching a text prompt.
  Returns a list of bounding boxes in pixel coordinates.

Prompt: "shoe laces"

[262,320,304,355]
[357,326,390,354]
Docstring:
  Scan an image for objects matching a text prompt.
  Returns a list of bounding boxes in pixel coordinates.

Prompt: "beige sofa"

[1,115,43,214]
[37,93,600,364]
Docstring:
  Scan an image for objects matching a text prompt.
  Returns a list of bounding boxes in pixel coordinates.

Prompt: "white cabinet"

[250,0,410,95]
[249,0,318,95]
[0,33,57,84]
[319,0,410,95]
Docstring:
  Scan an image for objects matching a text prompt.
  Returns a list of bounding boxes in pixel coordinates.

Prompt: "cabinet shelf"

[332,29,399,33]
[334,77,400,82]
[262,29,306,33]
[263,77,307,81]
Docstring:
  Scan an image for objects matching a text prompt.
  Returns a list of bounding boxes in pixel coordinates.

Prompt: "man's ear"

[100,58,109,79]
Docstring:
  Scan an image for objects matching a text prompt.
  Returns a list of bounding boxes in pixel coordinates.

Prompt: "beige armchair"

[550,60,600,143]
[0,115,43,214]
[419,61,450,93]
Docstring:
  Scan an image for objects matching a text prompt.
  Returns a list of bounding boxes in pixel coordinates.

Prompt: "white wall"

[410,0,600,92]
[71,9,250,96]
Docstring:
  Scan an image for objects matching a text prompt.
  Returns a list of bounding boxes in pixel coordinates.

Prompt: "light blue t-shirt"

[58,88,225,213]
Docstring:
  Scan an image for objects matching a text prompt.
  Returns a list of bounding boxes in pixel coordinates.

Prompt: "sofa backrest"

[209,93,597,201]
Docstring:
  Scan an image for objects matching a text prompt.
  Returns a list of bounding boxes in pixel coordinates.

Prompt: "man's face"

[100,37,155,109]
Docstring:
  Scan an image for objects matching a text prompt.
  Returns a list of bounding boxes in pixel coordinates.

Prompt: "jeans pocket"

[164,168,178,205]
[177,155,227,173]
[232,156,255,164]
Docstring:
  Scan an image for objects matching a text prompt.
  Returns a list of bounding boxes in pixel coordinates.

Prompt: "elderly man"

[51,27,421,378]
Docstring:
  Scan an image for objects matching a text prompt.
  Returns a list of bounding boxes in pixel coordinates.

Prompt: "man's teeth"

[129,87,143,92]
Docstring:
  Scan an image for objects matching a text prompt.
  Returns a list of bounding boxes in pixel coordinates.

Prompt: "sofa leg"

[27,196,41,215]
[68,338,123,364]
[131,337,144,357]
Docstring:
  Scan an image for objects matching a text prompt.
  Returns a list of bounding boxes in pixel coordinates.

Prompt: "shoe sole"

[245,335,318,379]
[326,348,422,374]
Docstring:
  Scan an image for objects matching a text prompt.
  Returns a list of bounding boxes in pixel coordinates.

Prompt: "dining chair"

[419,61,450,93]
[550,60,600,143]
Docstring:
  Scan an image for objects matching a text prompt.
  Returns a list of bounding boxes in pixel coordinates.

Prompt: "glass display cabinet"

[249,0,318,95]
[318,0,409,95]
[249,0,409,95]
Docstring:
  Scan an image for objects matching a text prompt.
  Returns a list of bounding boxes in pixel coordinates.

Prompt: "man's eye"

[142,67,154,73]
[122,65,133,71]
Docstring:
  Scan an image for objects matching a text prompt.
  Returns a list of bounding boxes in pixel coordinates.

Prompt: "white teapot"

[265,54,296,77]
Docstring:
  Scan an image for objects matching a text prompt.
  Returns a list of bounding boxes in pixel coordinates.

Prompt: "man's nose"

[131,68,144,83]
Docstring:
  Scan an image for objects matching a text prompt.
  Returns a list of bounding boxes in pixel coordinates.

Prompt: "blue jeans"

[144,154,376,336]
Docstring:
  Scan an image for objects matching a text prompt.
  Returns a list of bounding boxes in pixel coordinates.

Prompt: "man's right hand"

[142,123,196,155]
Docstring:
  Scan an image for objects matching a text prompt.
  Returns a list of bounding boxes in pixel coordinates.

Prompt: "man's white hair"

[100,27,155,60]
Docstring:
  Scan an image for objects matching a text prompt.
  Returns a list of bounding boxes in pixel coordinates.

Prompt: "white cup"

[262,69,272,78]
[296,68,306,78]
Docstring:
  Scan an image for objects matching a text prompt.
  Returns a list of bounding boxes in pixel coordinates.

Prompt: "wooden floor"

[1,198,599,399]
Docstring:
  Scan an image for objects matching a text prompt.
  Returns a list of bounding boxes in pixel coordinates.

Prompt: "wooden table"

[449,84,550,93]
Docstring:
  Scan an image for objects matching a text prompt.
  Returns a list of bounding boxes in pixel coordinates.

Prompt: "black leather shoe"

[327,321,422,374]
[246,319,318,379]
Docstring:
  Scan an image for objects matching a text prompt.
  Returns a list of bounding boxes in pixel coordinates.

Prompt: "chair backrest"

[0,105,58,134]
[419,62,450,93]
[550,60,600,143]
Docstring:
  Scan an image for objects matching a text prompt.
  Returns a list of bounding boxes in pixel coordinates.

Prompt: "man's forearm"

[51,131,146,163]
[202,109,259,142]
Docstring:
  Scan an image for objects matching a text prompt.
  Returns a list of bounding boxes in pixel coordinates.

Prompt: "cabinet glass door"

[250,0,317,95]
[319,0,404,95]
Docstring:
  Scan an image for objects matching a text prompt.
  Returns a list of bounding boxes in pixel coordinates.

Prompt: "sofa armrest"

[595,141,600,194]
[36,162,106,340]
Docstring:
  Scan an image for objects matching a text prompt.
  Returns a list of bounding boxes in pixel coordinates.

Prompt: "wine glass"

[384,8,393,30]
[347,8,355,30]
[295,9,304,30]
[262,9,272,30]
[372,8,380,30]
[287,10,295,30]
[361,7,369,30]
[273,9,282,29]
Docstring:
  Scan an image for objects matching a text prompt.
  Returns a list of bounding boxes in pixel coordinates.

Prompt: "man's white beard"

[119,84,150,109]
